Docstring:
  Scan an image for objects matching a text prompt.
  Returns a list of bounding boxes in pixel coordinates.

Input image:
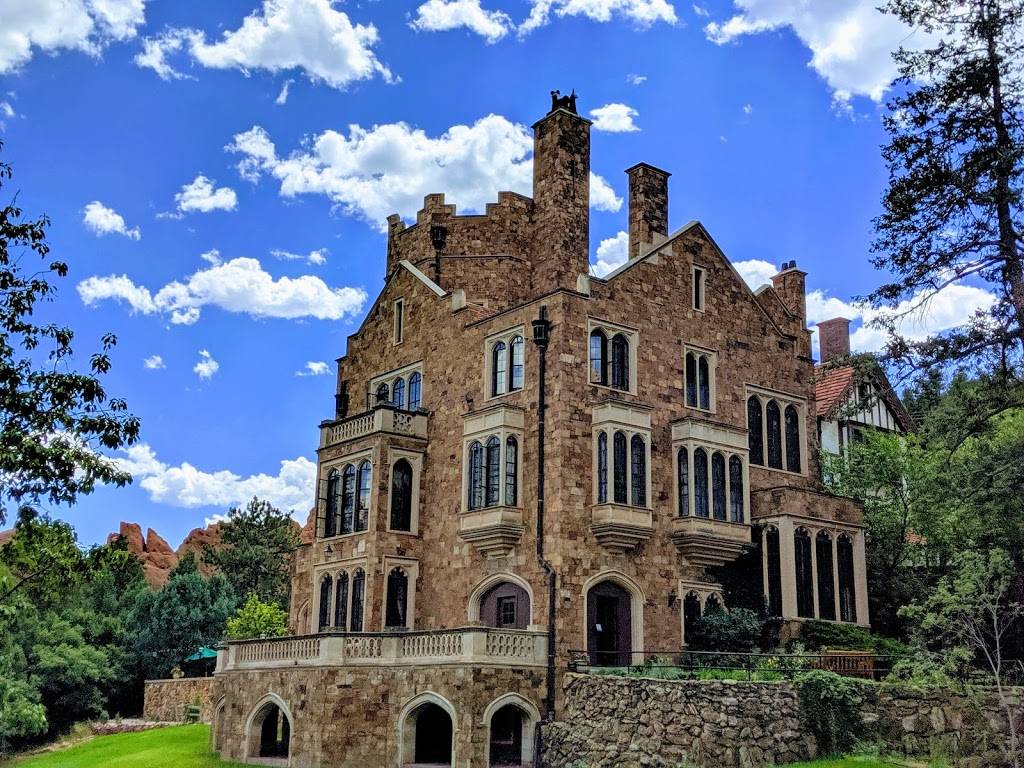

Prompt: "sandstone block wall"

[142,678,214,723]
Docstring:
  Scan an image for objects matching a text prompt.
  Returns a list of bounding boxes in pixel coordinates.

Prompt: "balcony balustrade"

[319,405,428,449]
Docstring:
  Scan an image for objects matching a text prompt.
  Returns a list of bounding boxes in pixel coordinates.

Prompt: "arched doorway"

[400,695,455,767]
[489,704,527,767]
[682,592,702,646]
[587,580,632,666]
[246,696,292,765]
[479,582,530,629]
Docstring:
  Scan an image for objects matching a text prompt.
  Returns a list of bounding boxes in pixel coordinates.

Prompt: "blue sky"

[0,0,996,547]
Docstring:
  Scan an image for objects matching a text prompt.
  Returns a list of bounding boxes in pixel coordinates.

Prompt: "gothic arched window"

[610,334,630,391]
[613,431,628,504]
[785,405,801,472]
[729,455,744,523]
[318,574,332,631]
[838,534,857,623]
[355,460,372,532]
[677,447,689,517]
[468,440,484,510]
[341,464,356,535]
[509,336,524,391]
[485,436,501,506]
[597,432,608,504]
[385,568,409,629]
[325,469,340,537]
[505,436,518,506]
[492,341,508,396]
[712,452,726,521]
[375,382,389,404]
[747,397,764,465]
[699,356,711,410]
[350,569,365,632]
[630,434,646,507]
[408,372,422,411]
[767,400,783,469]
[685,353,697,407]
[795,528,814,619]
[694,448,709,518]
[765,527,782,617]
[816,531,836,621]
[390,459,413,532]
[334,571,349,629]
[589,330,607,385]
[392,377,405,409]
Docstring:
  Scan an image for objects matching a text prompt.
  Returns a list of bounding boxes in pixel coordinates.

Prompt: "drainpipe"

[530,306,557,725]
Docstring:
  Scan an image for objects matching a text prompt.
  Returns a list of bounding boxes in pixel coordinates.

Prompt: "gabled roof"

[814,362,914,432]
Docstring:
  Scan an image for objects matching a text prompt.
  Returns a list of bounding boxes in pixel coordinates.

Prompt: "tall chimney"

[626,163,670,259]
[770,260,807,323]
[817,317,851,363]
[531,98,591,290]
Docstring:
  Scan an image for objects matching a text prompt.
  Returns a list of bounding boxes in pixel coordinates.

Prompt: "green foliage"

[0,666,47,754]
[796,670,865,757]
[796,621,909,658]
[687,608,765,653]
[202,498,300,609]
[226,594,288,640]
[0,141,139,527]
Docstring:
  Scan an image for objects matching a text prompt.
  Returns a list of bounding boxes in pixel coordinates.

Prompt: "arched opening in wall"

[213,698,226,753]
[794,528,814,619]
[705,594,723,614]
[682,592,701,646]
[479,581,530,629]
[765,527,782,617]
[402,702,454,767]
[586,580,632,666]
[837,534,858,623]
[488,704,529,767]
[246,698,292,765]
[816,531,836,621]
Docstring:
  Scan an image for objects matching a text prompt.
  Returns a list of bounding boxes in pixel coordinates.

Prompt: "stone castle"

[210,94,870,767]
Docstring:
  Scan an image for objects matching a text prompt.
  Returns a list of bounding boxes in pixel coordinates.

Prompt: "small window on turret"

[394,299,405,344]
[692,267,705,311]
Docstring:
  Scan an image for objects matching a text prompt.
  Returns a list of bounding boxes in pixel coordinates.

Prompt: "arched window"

[341,464,356,535]
[610,334,630,390]
[325,469,340,537]
[765,527,782,617]
[408,372,422,411]
[589,330,607,385]
[390,459,413,531]
[630,435,646,507]
[747,397,764,465]
[597,432,608,504]
[334,571,349,629]
[816,532,836,621]
[505,436,518,506]
[838,534,857,623]
[392,377,406,408]
[767,400,783,469]
[683,592,701,645]
[485,436,501,507]
[677,447,689,517]
[318,574,332,630]
[693,448,709,518]
[375,382,389,404]
[705,594,723,613]
[479,581,530,629]
[613,431,628,504]
[385,568,409,629]
[785,405,801,472]
[729,456,744,523]
[795,528,814,619]
[711,452,726,520]
[699,356,711,410]
[509,336,524,391]
[468,441,484,510]
[350,569,365,632]
[685,353,697,407]
[492,341,508,396]
[355,460,372,532]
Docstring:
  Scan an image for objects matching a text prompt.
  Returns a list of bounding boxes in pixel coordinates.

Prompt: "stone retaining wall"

[142,678,214,723]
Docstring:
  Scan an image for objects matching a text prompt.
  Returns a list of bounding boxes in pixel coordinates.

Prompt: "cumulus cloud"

[172,174,238,215]
[143,354,165,370]
[226,116,621,231]
[520,0,678,35]
[114,443,315,515]
[271,247,328,266]
[592,230,629,277]
[411,0,514,43]
[82,201,141,240]
[733,258,777,291]
[77,257,367,325]
[193,349,219,379]
[200,248,222,265]
[0,0,146,74]
[704,0,936,108]
[135,0,391,90]
[590,103,640,133]
[296,361,331,376]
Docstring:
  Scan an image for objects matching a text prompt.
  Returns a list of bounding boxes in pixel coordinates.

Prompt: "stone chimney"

[770,260,807,323]
[626,163,670,259]
[817,317,851,363]
[531,100,591,290]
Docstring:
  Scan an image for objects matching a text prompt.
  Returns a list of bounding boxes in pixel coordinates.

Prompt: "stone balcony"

[590,504,655,554]
[319,405,428,449]
[217,627,548,673]
[458,506,525,558]
[671,516,751,567]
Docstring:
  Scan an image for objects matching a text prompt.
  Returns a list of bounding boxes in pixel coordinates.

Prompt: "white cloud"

[200,248,222,265]
[296,360,330,376]
[193,349,219,379]
[172,174,238,215]
[411,0,514,43]
[271,247,328,266]
[626,73,647,85]
[0,101,15,118]
[590,103,640,133]
[135,0,391,91]
[520,0,678,35]
[692,3,709,16]
[743,103,753,115]
[0,0,146,74]
[704,0,936,107]
[733,258,777,290]
[227,116,622,230]
[78,256,366,324]
[275,78,293,105]
[114,442,315,514]
[143,354,165,370]
[592,230,629,277]
[82,201,141,240]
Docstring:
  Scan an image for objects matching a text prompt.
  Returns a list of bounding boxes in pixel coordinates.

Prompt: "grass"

[1,724,244,768]
[784,758,938,767]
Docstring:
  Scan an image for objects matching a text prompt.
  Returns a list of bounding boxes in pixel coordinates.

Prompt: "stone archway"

[245,693,293,766]
[582,571,645,666]
[484,693,540,767]
[399,692,456,767]
[468,573,535,628]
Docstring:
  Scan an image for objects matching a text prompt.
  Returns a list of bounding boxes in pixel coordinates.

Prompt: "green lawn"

[785,758,934,768]
[1,725,244,768]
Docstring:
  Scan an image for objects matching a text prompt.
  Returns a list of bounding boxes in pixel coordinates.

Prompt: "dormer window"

[486,328,526,398]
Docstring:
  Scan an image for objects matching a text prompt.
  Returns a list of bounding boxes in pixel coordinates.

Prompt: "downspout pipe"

[531,306,557,723]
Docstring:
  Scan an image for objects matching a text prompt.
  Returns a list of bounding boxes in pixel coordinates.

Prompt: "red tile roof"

[0,528,14,548]
[815,365,855,417]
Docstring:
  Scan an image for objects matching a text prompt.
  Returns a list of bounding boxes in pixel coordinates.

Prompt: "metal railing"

[568,649,899,681]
